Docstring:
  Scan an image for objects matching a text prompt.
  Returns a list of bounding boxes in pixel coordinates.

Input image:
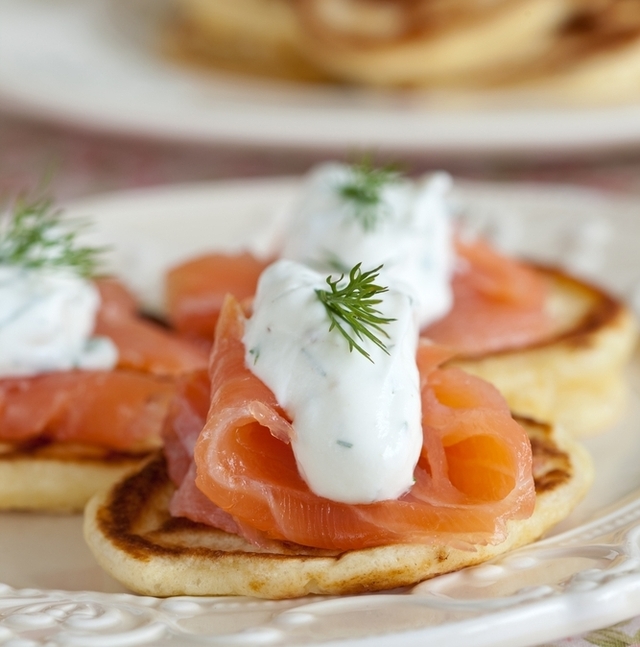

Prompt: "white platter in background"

[2,178,640,646]
[2,0,640,156]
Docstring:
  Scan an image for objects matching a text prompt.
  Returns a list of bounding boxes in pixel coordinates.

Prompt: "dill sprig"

[337,159,399,232]
[316,263,395,362]
[0,195,105,277]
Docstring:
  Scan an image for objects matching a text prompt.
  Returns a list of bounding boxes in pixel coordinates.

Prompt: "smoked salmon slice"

[163,239,552,358]
[0,370,173,451]
[423,238,553,356]
[165,253,270,345]
[167,296,535,551]
[0,277,205,453]
[95,278,208,376]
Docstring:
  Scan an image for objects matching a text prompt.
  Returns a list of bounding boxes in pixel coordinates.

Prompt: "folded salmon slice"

[423,238,554,356]
[0,277,205,452]
[165,253,270,344]
[164,238,552,357]
[95,278,208,376]
[0,370,173,451]
[167,296,535,551]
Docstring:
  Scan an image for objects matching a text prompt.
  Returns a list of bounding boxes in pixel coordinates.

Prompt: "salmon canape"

[0,196,208,512]
[86,272,593,598]
[85,179,594,598]
[165,163,637,435]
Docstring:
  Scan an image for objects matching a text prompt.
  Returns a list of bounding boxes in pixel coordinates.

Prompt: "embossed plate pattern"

[2,178,640,646]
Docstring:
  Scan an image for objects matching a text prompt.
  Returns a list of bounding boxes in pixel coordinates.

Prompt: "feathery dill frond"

[0,195,105,277]
[316,262,395,361]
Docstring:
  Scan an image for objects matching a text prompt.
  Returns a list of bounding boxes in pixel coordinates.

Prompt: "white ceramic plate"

[2,177,640,647]
[3,0,640,156]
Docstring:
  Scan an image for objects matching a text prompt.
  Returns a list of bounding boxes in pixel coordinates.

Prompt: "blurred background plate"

[2,0,640,157]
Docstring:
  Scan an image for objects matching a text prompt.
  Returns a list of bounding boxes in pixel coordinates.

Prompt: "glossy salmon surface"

[423,238,553,356]
[167,297,535,551]
[163,239,551,358]
[165,253,270,345]
[0,370,173,451]
[95,278,208,376]
[0,277,206,452]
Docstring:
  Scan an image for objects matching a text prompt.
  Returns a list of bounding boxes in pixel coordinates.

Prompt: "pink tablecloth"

[2,111,640,647]
[5,113,640,201]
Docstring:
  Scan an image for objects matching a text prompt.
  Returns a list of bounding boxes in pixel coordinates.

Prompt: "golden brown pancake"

[294,0,574,86]
[493,0,640,103]
[451,265,638,436]
[167,0,640,102]
[84,417,593,599]
[0,441,152,513]
[165,0,329,82]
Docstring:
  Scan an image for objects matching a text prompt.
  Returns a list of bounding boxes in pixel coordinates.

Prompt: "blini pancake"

[84,417,593,599]
[450,266,638,436]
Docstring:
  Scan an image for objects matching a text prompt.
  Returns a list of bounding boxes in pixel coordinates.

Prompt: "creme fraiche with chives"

[243,258,422,505]
[281,162,454,328]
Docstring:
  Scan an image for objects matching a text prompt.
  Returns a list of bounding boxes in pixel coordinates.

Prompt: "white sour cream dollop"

[281,163,455,327]
[0,266,118,377]
[243,259,422,504]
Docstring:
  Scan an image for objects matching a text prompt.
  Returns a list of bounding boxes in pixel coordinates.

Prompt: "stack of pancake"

[168,0,640,102]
